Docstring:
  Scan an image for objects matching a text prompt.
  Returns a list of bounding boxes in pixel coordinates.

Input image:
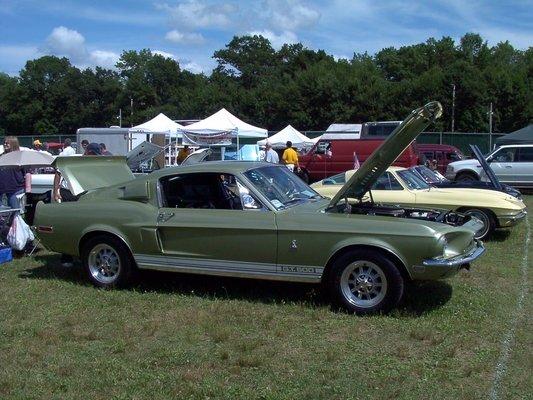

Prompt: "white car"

[446,144,533,189]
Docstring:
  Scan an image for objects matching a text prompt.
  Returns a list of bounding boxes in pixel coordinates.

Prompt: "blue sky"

[1,0,532,75]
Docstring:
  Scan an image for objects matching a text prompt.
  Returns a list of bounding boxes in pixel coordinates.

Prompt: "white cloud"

[44,26,120,69]
[156,0,235,30]
[264,0,320,31]
[89,50,120,69]
[153,50,176,59]
[45,26,87,62]
[248,30,298,49]
[332,54,349,61]
[181,61,205,74]
[165,30,205,45]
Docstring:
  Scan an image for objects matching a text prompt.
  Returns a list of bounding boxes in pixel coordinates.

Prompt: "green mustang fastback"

[34,102,485,314]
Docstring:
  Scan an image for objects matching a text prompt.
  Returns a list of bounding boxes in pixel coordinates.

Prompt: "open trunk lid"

[54,156,135,196]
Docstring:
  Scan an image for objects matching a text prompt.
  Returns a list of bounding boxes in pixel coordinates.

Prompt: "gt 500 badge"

[280,266,316,274]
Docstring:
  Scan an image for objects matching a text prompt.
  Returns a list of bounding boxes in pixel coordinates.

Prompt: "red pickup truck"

[299,121,421,183]
[417,144,464,174]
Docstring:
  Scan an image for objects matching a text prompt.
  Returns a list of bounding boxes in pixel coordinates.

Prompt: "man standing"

[81,140,89,152]
[32,139,42,151]
[282,141,300,172]
[59,138,76,156]
[264,142,279,164]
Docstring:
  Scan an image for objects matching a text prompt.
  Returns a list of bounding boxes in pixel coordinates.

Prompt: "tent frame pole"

[236,128,240,160]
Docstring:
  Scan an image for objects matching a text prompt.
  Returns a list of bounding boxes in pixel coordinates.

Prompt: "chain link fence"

[1,132,505,155]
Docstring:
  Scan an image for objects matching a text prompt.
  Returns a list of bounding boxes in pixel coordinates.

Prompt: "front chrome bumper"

[497,210,527,228]
[423,241,485,267]
[411,240,485,280]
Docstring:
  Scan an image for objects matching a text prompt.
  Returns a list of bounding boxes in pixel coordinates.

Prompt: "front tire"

[456,171,479,182]
[463,208,495,240]
[328,249,404,315]
[81,235,134,288]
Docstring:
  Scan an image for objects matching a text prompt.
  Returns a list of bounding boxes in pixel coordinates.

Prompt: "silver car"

[446,144,533,189]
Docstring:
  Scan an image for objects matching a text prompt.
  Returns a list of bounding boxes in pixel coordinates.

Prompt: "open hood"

[470,144,503,191]
[181,148,212,165]
[54,156,135,196]
[328,101,443,208]
[126,141,164,170]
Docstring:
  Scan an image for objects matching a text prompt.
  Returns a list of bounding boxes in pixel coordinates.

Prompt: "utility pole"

[117,108,122,128]
[130,98,134,127]
[488,102,493,150]
[451,84,456,132]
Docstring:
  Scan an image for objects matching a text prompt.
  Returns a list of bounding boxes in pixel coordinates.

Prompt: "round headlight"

[439,235,455,257]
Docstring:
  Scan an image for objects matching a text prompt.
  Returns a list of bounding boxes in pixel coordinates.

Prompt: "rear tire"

[456,171,479,182]
[463,208,495,240]
[81,235,134,288]
[328,249,404,315]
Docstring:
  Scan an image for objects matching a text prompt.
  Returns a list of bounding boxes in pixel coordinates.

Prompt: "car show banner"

[181,129,234,146]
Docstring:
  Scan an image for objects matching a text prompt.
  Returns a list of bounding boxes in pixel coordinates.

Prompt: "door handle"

[157,211,175,222]
[505,166,512,169]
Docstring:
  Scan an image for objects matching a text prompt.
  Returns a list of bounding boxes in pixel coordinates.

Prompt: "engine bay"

[333,201,472,227]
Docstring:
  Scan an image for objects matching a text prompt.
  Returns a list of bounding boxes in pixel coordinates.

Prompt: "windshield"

[410,166,443,184]
[244,166,321,210]
[397,169,431,190]
[322,172,347,185]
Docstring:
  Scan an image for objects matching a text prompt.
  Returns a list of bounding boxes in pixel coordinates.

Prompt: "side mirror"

[486,156,493,163]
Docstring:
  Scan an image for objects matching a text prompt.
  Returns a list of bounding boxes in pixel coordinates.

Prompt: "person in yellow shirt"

[282,141,300,173]
[176,145,192,164]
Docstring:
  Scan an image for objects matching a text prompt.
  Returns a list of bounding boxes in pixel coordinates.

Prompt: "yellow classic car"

[311,166,527,240]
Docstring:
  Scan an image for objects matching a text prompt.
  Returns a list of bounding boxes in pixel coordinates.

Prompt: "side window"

[423,151,434,160]
[493,148,516,162]
[371,172,403,190]
[159,173,262,210]
[517,147,533,162]
[448,152,461,161]
[323,172,346,185]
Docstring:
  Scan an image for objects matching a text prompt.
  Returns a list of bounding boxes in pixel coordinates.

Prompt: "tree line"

[0,33,531,136]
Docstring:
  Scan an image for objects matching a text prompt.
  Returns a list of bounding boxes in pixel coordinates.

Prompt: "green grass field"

[1,197,531,400]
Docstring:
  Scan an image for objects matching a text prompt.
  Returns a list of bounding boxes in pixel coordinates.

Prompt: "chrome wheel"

[465,209,491,239]
[87,244,122,284]
[340,261,388,308]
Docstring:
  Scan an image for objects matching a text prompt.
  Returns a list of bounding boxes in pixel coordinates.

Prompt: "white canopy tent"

[179,108,267,149]
[257,125,314,150]
[129,113,184,149]
[130,112,184,134]
[129,113,185,166]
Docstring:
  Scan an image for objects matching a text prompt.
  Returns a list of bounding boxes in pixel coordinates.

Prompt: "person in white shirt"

[59,138,76,156]
[264,142,279,164]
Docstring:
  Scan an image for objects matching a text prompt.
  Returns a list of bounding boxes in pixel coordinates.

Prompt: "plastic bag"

[7,215,34,251]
